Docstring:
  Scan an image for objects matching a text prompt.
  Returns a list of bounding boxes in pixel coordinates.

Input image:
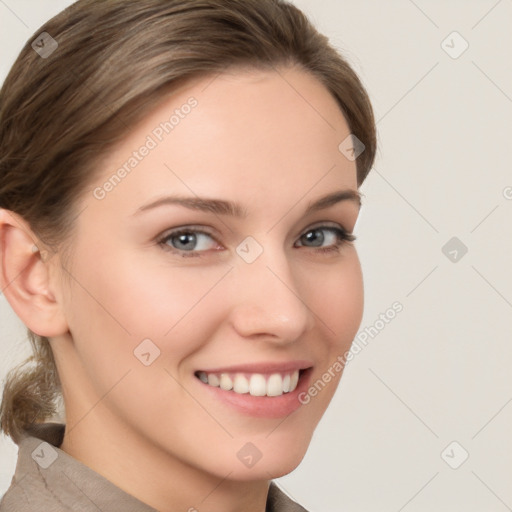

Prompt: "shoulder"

[1,423,157,512]
[0,473,69,512]
[0,482,28,512]
[0,425,74,512]
[267,481,310,512]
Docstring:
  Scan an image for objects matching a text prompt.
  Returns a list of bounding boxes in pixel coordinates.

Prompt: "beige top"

[0,423,308,511]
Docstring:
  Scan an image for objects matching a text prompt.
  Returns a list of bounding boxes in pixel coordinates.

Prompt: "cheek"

[64,249,229,367]
[335,253,364,341]
[293,251,363,419]
[64,238,362,353]
[303,248,364,349]
[60,251,220,424]
[111,259,230,346]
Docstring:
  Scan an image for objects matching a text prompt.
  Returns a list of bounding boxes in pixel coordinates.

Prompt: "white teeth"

[219,373,233,391]
[233,374,250,394]
[197,369,301,397]
[282,374,291,393]
[207,373,219,387]
[290,370,299,392]
[267,373,283,396]
[249,374,267,396]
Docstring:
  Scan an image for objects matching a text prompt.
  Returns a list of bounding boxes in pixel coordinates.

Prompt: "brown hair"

[0,0,377,444]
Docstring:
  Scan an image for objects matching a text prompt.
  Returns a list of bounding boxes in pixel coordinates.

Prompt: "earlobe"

[0,208,68,337]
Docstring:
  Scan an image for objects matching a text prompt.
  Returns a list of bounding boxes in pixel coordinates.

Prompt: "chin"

[223,437,311,482]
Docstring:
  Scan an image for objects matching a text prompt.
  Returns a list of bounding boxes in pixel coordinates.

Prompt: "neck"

[60,409,270,512]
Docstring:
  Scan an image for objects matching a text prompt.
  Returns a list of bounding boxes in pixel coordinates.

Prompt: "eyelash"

[157,225,356,259]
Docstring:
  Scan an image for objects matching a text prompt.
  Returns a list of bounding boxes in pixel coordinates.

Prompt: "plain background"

[1,1,511,510]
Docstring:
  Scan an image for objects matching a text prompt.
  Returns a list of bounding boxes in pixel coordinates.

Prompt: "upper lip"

[196,360,313,375]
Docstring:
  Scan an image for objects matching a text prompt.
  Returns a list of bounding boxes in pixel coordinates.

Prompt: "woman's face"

[52,66,364,482]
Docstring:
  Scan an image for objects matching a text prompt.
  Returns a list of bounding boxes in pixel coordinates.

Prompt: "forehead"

[87,66,357,216]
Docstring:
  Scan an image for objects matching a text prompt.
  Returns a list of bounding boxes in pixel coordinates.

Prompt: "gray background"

[1,1,511,510]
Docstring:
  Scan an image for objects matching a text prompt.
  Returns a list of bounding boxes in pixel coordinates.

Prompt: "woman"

[0,0,376,510]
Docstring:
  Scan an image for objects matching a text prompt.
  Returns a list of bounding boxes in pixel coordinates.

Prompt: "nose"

[226,246,315,344]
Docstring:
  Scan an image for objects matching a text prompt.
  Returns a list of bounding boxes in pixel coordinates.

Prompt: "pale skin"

[0,66,364,512]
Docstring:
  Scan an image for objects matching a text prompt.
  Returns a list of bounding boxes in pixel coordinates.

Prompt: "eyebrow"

[134,189,361,218]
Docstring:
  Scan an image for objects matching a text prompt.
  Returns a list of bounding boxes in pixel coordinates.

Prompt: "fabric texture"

[0,423,308,511]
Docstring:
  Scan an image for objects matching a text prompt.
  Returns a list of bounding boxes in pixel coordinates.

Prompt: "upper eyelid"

[158,222,352,245]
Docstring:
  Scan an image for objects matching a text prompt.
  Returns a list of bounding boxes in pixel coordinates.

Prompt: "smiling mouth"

[194,369,308,397]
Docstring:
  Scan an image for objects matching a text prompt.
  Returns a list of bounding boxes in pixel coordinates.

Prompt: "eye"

[157,224,356,259]
[295,225,356,254]
[158,227,219,258]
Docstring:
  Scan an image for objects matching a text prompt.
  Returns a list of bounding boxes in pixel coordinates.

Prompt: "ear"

[0,209,68,337]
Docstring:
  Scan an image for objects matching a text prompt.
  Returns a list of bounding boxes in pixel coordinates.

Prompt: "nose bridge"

[228,239,314,341]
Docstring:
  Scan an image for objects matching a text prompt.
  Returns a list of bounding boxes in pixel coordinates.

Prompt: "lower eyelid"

[296,227,354,243]
[158,225,354,255]
[159,230,218,252]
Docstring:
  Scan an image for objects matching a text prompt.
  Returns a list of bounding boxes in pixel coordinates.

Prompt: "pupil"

[305,229,323,247]
[175,233,196,250]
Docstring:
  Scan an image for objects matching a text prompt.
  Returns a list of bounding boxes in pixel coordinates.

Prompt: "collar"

[0,423,308,512]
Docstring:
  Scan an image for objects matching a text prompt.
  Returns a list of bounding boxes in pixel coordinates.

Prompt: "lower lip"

[195,368,313,419]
